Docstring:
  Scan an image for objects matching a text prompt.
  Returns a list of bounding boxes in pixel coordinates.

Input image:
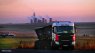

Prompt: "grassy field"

[17,38,36,48]
[0,31,95,50]
[0,37,36,49]
[1,36,95,50]
[0,31,37,49]
[75,36,95,50]
[0,38,18,49]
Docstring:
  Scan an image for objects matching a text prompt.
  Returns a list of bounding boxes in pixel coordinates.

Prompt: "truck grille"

[58,34,73,45]
[59,35,72,40]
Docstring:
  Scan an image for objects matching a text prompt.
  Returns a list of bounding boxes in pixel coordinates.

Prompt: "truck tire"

[62,45,74,50]
[51,42,59,50]
[35,40,51,50]
[35,41,41,49]
[70,45,74,50]
[40,40,51,50]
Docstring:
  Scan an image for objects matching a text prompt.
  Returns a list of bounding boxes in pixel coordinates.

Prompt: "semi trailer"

[35,21,76,49]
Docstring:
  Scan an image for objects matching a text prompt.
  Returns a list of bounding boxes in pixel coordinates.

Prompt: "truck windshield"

[54,26,75,34]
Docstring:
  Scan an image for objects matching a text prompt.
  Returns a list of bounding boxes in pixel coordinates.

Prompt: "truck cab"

[35,21,76,50]
[52,21,76,49]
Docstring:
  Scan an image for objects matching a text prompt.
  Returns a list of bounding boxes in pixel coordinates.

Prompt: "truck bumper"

[53,41,75,50]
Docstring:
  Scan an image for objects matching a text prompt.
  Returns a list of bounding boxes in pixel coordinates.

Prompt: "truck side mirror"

[74,26,77,33]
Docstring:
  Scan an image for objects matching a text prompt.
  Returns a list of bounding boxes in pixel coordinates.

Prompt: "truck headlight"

[55,42,59,45]
[72,41,75,45]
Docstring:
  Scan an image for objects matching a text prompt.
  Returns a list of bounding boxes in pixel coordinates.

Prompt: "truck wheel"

[35,41,40,49]
[51,42,59,50]
[35,40,47,49]
[70,45,74,50]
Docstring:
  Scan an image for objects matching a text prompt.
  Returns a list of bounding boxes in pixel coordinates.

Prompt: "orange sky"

[0,0,95,23]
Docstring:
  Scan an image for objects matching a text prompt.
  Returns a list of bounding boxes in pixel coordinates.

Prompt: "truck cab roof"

[52,21,74,26]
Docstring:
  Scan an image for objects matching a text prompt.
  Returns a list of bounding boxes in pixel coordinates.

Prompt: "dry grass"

[75,36,95,50]
[17,36,95,50]
[17,38,36,48]
[1,31,95,50]
[0,37,37,49]
[10,31,37,48]
[0,31,37,49]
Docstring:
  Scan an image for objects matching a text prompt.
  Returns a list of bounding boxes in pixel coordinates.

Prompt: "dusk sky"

[0,0,95,24]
